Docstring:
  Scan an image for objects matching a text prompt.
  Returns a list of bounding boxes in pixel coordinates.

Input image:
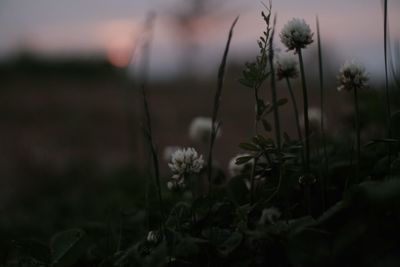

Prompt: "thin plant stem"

[286,78,305,169]
[207,16,239,193]
[297,48,312,215]
[141,86,166,225]
[136,14,169,252]
[254,86,260,135]
[316,16,328,209]
[269,15,281,151]
[384,0,393,176]
[297,48,311,173]
[354,87,361,183]
[345,138,355,191]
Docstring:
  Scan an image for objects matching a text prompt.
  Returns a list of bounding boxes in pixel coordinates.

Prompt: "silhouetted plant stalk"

[141,85,166,232]
[337,60,368,184]
[207,16,239,193]
[354,87,361,182]
[316,16,328,209]
[285,77,305,167]
[297,49,311,173]
[269,15,281,151]
[383,0,393,175]
[138,13,167,243]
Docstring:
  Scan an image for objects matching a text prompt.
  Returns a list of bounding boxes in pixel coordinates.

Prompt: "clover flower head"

[167,148,204,191]
[276,56,299,80]
[146,230,161,244]
[337,61,368,92]
[259,207,281,225]
[280,18,313,51]
[168,147,204,175]
[228,154,254,177]
[189,117,221,143]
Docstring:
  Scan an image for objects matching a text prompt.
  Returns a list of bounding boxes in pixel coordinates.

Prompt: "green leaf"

[50,228,88,267]
[239,142,259,151]
[235,156,253,165]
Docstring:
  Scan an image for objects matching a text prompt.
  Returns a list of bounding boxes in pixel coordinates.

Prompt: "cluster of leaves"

[238,3,276,130]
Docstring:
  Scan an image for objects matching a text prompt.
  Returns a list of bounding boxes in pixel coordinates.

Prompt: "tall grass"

[316,16,328,208]
[207,16,239,193]
[383,0,393,176]
[137,13,167,241]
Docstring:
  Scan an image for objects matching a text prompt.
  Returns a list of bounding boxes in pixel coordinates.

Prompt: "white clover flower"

[228,154,254,177]
[163,146,181,162]
[299,107,328,133]
[167,148,204,191]
[146,230,160,243]
[337,61,368,92]
[189,117,221,143]
[259,207,281,225]
[280,18,313,51]
[276,56,299,80]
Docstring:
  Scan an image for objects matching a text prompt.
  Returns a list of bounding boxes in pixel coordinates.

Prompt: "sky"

[1,0,399,80]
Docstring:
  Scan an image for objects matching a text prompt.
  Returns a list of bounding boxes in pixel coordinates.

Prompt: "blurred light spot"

[94,19,137,67]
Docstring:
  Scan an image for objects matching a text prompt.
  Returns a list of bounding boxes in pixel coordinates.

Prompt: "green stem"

[207,17,239,193]
[297,48,311,173]
[286,78,305,170]
[254,86,260,135]
[269,39,281,151]
[316,16,328,209]
[384,0,393,176]
[354,87,361,183]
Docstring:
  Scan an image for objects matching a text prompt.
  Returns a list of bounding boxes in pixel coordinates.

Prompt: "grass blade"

[207,16,239,193]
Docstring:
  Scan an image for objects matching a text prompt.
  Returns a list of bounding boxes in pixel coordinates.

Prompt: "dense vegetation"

[2,2,400,267]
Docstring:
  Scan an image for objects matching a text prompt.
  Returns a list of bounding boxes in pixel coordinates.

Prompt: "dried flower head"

[280,18,313,51]
[189,117,221,143]
[337,61,368,92]
[167,147,204,190]
[259,207,282,224]
[228,154,254,177]
[276,56,299,80]
[146,230,161,244]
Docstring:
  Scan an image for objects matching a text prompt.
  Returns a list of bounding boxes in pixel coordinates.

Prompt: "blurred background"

[1,0,400,239]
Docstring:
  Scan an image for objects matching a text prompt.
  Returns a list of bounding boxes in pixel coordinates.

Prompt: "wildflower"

[299,107,328,134]
[259,207,281,224]
[276,56,299,80]
[163,146,181,162]
[228,154,254,177]
[167,147,204,190]
[337,61,368,92]
[189,117,221,143]
[146,230,161,244]
[280,18,313,51]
